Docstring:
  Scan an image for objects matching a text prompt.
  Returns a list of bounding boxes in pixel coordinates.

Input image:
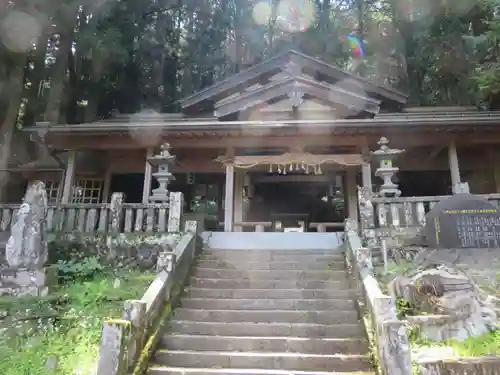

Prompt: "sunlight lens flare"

[276,0,316,33]
[252,2,273,26]
[1,11,42,53]
[128,109,163,147]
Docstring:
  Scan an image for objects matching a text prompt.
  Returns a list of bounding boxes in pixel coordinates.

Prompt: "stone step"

[180,298,356,311]
[189,278,351,290]
[161,334,368,354]
[204,249,344,256]
[148,366,374,375]
[200,253,344,263]
[152,350,372,372]
[192,269,347,280]
[195,260,345,270]
[172,309,359,324]
[185,288,354,300]
[168,321,365,338]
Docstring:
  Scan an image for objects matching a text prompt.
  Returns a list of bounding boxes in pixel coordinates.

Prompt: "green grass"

[448,331,500,357]
[411,328,500,357]
[0,269,155,375]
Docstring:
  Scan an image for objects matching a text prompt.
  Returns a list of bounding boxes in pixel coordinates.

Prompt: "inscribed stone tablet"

[424,195,500,249]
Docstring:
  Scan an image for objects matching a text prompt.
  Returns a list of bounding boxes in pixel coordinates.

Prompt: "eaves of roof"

[22,112,500,134]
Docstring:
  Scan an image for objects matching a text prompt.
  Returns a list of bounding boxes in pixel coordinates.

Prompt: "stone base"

[0,266,57,296]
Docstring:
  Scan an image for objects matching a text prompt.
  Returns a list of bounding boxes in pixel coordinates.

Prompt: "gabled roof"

[180,49,408,117]
[214,75,382,118]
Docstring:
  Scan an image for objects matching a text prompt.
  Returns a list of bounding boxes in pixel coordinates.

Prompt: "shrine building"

[7,50,500,232]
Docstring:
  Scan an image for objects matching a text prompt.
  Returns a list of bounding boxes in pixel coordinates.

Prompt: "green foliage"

[408,325,500,357]
[396,297,415,319]
[0,269,154,375]
[13,0,500,127]
[56,256,105,282]
[450,330,500,356]
[47,235,104,265]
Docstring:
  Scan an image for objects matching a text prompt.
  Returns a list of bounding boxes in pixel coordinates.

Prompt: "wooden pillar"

[245,173,253,198]
[234,170,244,231]
[448,140,461,191]
[361,141,372,192]
[223,164,235,232]
[102,166,112,203]
[142,148,153,203]
[487,148,500,193]
[361,162,372,191]
[61,150,76,203]
[493,163,500,194]
[345,168,358,222]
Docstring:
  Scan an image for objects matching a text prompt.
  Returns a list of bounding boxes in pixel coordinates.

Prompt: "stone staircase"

[147,248,375,375]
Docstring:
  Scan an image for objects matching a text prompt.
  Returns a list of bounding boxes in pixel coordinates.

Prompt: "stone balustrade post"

[357,187,378,248]
[185,220,198,258]
[123,300,147,370]
[110,192,125,232]
[382,320,412,375]
[168,192,184,232]
[184,220,197,235]
[96,320,129,375]
[156,252,176,273]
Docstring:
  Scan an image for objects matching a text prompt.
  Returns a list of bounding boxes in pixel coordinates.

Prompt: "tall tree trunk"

[66,47,79,123]
[0,59,27,202]
[24,35,49,127]
[44,28,74,123]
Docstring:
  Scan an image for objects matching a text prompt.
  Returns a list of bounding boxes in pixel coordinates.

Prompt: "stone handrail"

[96,221,199,375]
[0,192,185,233]
[358,188,500,230]
[344,219,412,375]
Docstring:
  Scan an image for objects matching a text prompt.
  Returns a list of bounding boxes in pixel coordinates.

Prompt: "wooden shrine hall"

[6,49,500,232]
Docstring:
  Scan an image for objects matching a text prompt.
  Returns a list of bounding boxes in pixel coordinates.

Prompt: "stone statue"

[5,181,48,268]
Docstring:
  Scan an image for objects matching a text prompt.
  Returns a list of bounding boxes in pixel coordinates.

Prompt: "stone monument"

[423,194,500,249]
[1,181,55,296]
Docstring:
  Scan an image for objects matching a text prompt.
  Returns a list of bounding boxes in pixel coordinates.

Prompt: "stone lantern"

[371,137,405,197]
[148,143,176,202]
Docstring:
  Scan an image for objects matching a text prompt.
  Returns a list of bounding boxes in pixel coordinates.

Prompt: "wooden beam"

[44,134,362,150]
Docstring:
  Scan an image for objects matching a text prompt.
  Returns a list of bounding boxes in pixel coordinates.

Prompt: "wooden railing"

[369,193,500,229]
[0,202,171,233]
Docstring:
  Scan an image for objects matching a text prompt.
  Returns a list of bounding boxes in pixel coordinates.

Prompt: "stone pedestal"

[0,267,57,296]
